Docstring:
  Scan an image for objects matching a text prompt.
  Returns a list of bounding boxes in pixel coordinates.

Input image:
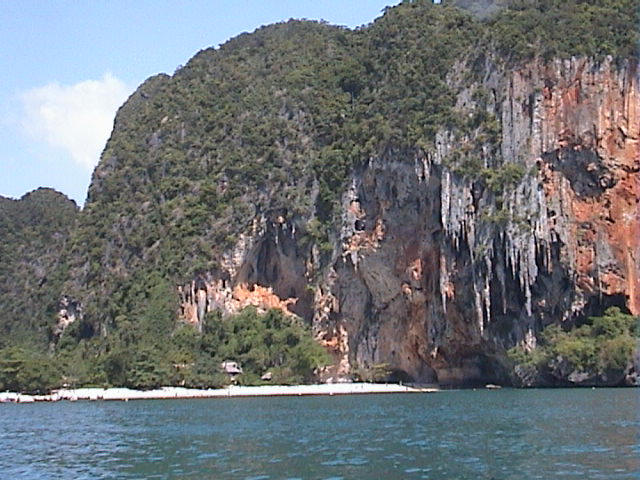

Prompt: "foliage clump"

[485,0,639,62]
[0,307,328,393]
[202,307,331,385]
[352,363,393,383]
[0,347,60,394]
[508,307,639,386]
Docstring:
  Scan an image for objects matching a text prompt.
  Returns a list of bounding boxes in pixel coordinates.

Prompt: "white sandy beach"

[0,383,437,403]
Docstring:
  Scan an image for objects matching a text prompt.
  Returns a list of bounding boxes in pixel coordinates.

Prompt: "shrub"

[353,363,392,383]
[508,307,639,384]
[0,347,61,394]
[598,335,636,372]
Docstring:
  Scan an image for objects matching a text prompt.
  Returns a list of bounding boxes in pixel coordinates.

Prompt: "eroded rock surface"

[317,58,639,385]
[192,58,638,386]
[57,57,637,387]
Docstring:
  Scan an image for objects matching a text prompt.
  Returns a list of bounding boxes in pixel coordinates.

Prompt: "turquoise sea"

[0,388,638,479]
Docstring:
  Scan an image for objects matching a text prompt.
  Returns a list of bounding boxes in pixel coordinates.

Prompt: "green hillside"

[0,188,78,348]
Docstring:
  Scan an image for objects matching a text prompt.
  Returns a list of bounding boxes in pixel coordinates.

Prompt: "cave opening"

[74,321,95,340]
[388,369,415,384]
[248,228,314,321]
[575,293,630,328]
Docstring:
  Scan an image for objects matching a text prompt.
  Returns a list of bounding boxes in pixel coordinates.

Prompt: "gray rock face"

[308,58,639,386]
[169,58,638,386]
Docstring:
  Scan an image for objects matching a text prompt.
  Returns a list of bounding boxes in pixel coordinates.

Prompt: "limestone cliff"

[41,1,638,387]
[174,58,638,386]
[0,189,78,348]
[316,57,639,385]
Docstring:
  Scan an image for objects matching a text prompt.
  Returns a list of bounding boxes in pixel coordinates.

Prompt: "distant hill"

[0,188,78,348]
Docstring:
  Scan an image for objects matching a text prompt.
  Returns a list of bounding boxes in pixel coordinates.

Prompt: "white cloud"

[20,73,131,169]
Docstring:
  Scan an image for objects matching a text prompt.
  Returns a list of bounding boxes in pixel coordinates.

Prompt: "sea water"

[0,388,638,479]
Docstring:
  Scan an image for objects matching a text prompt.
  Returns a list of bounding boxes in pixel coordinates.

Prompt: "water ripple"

[0,389,638,479]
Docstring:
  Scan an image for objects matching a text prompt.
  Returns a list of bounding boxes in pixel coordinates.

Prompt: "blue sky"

[1,0,396,206]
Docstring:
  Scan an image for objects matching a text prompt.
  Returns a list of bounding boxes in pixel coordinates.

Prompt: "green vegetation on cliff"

[485,0,638,61]
[0,189,78,349]
[1,0,638,392]
[509,308,640,386]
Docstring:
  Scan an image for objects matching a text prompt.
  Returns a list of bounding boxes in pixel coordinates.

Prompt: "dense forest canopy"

[0,189,78,349]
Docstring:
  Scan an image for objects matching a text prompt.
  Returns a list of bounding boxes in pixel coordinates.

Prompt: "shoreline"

[0,383,437,403]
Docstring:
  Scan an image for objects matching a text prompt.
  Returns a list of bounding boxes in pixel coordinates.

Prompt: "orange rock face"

[232,283,297,315]
[312,58,639,385]
[534,58,639,314]
[178,279,297,327]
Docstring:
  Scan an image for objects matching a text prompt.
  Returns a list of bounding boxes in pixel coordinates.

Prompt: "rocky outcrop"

[177,215,313,330]
[515,57,639,317]
[312,57,638,385]
[54,296,83,338]
[178,281,297,330]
